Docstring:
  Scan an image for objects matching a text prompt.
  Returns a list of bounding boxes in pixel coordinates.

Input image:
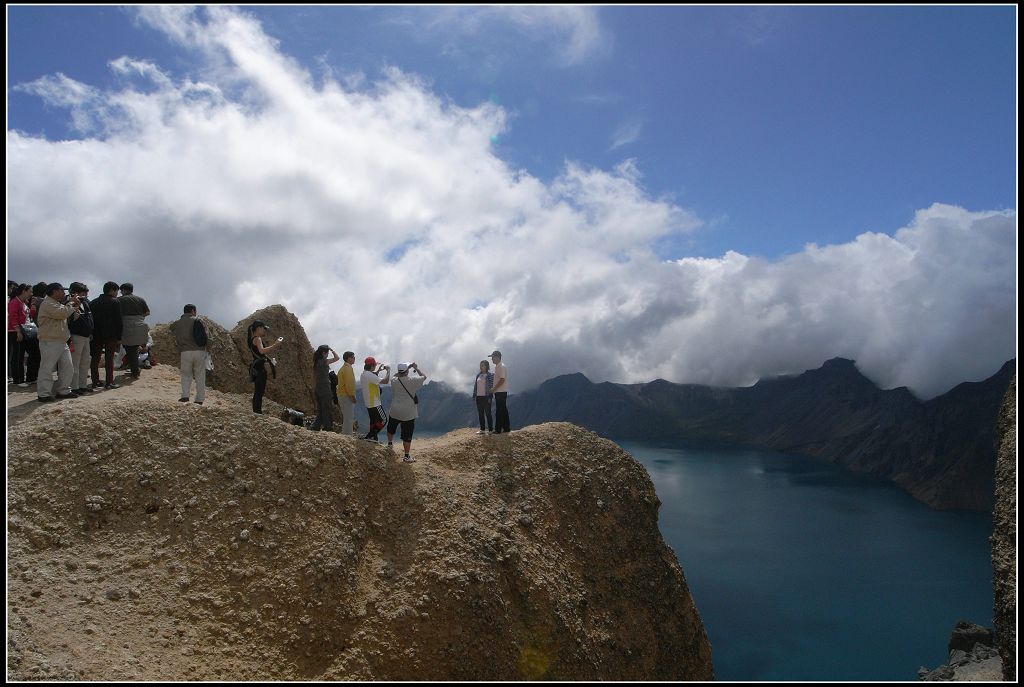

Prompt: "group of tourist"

[305,345,510,463]
[9,279,513,464]
[7,280,151,402]
[167,305,514,463]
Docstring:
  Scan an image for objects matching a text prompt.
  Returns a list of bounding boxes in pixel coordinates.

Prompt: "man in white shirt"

[490,350,510,434]
[387,362,428,462]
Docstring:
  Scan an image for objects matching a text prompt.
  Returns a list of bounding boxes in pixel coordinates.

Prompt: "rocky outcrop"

[918,621,1002,681]
[6,394,713,680]
[151,315,249,396]
[151,305,318,415]
[991,373,1016,680]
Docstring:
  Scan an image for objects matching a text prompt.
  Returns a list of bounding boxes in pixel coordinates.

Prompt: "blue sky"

[8,6,1015,258]
[6,6,1017,396]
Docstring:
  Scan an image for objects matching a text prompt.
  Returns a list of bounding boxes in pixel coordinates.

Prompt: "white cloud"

[412,6,609,68]
[609,119,644,151]
[8,7,1016,400]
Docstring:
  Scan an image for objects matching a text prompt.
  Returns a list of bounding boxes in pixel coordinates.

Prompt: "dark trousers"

[123,344,141,376]
[91,338,118,385]
[8,331,24,383]
[311,393,334,431]
[476,395,493,431]
[494,392,510,432]
[253,367,267,413]
[365,406,387,440]
[23,336,40,382]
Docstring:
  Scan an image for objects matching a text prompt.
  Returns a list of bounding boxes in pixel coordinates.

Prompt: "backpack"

[329,370,339,405]
[193,319,208,347]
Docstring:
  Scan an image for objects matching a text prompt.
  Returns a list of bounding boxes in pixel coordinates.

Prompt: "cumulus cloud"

[7,7,1016,399]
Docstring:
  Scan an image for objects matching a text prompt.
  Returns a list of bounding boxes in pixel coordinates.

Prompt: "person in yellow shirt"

[337,351,358,435]
[360,356,391,442]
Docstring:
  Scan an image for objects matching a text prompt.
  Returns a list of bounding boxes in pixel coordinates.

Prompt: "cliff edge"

[6,389,713,680]
[992,373,1016,681]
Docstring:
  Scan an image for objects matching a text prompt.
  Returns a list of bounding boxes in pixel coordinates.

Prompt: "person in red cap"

[360,356,390,442]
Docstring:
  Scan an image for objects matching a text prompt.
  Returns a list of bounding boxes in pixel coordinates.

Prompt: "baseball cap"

[365,356,377,366]
[490,350,502,357]
[397,362,410,372]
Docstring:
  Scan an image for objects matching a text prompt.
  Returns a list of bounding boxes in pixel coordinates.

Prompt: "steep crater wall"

[7,402,713,681]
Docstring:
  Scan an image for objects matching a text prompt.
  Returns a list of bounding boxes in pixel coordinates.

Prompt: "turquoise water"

[620,441,994,681]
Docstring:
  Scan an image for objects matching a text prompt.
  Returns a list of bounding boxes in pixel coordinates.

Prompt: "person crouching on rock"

[387,362,428,463]
[248,320,283,414]
[311,344,340,431]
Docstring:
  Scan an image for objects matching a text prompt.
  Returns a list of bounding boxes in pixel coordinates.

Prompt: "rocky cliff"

[6,389,713,680]
[152,305,318,415]
[991,373,1016,681]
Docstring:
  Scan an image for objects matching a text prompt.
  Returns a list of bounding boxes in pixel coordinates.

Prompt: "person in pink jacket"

[7,283,32,386]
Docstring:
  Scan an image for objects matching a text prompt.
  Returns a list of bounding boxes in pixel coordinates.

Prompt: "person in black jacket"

[90,281,123,389]
[67,282,95,394]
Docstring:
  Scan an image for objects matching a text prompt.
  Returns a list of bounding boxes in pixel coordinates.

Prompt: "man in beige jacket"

[37,282,82,402]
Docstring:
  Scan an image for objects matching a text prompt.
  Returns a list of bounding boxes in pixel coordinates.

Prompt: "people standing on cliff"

[36,283,82,402]
[90,281,123,390]
[473,359,495,434]
[311,345,340,431]
[490,350,510,433]
[118,283,150,380]
[338,351,358,435]
[248,320,283,414]
[67,283,95,395]
[170,304,208,405]
[360,357,390,442]
[7,284,33,387]
[387,362,428,462]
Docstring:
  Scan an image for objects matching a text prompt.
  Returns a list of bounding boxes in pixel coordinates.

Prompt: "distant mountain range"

[412,358,1015,511]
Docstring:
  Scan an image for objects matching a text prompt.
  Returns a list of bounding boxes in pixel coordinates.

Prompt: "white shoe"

[17,382,29,388]
[403,455,416,463]
[476,430,486,434]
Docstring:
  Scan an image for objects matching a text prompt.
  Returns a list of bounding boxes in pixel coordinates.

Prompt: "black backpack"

[193,319,208,347]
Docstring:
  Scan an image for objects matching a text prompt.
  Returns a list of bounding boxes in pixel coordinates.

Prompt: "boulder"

[231,305,316,414]
[152,305,320,415]
[947,620,995,655]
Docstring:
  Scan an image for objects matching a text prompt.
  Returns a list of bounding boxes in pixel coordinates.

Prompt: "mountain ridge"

[416,358,1015,511]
